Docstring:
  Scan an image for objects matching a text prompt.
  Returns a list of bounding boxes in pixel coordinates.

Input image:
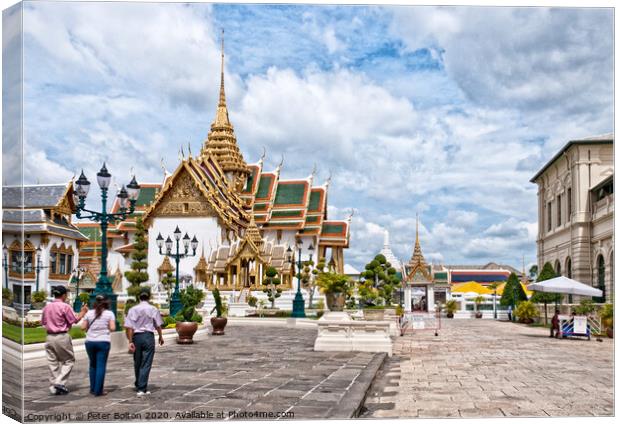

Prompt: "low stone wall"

[314,312,393,357]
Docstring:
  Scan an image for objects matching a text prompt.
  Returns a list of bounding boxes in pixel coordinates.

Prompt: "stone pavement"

[14,325,384,422]
[362,318,614,418]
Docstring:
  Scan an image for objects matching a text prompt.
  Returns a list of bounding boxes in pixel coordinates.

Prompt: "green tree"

[358,254,401,307]
[529,264,539,279]
[262,266,282,309]
[124,217,149,298]
[301,258,317,308]
[161,271,175,304]
[530,262,561,325]
[124,217,149,313]
[500,272,528,307]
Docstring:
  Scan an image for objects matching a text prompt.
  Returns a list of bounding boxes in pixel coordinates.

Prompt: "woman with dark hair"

[82,294,116,396]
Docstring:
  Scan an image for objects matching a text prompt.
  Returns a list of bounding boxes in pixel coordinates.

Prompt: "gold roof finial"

[410,213,426,265]
[218,29,227,110]
[200,28,249,178]
[415,213,419,245]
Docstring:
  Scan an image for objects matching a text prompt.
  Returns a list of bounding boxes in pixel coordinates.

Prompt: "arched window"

[9,240,35,277]
[595,255,606,303]
[554,260,561,276]
[565,257,572,279]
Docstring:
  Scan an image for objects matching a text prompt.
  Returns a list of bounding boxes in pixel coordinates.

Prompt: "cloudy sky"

[2,2,614,270]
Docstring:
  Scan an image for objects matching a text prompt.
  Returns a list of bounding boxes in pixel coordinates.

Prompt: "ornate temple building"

[401,218,449,312]
[77,42,351,300]
[2,183,87,307]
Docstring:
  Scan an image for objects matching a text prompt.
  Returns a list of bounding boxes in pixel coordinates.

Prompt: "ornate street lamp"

[74,163,140,325]
[291,240,314,318]
[156,227,198,317]
[71,267,86,312]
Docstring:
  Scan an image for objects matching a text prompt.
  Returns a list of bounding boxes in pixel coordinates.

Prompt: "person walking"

[123,287,164,396]
[550,309,561,338]
[41,285,88,395]
[82,295,116,396]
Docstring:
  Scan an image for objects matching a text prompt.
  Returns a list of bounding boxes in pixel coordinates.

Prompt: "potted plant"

[30,290,48,309]
[316,272,351,312]
[445,299,458,318]
[357,254,401,320]
[78,292,90,305]
[2,288,13,307]
[474,296,484,318]
[210,288,228,335]
[174,285,204,344]
[247,294,258,308]
[514,300,539,324]
[600,303,613,338]
[395,305,404,317]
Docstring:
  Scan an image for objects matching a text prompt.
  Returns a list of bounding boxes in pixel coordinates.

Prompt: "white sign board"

[573,316,588,334]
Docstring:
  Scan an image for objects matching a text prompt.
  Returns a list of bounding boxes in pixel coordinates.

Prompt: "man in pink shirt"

[41,285,88,395]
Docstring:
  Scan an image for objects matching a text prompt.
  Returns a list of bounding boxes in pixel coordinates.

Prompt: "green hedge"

[2,322,85,344]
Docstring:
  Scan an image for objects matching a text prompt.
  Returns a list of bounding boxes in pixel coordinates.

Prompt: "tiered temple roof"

[77,36,350,258]
[404,216,432,283]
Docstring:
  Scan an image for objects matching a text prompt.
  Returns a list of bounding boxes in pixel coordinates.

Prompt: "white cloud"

[16,4,611,271]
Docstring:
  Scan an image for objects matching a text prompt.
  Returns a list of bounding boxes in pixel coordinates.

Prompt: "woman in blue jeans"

[82,295,116,396]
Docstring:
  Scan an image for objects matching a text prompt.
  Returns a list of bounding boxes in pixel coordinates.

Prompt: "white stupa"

[380,230,403,273]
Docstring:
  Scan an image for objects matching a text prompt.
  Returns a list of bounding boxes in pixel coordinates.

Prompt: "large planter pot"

[325,293,345,312]
[211,317,228,335]
[446,312,455,319]
[363,309,385,321]
[176,321,198,344]
[30,302,45,310]
[606,327,613,338]
[475,312,483,319]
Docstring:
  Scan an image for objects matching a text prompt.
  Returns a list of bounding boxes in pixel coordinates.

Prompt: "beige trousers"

[45,333,75,387]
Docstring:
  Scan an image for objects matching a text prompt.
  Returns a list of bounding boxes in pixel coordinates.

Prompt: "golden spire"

[245,213,263,247]
[201,28,249,182]
[410,213,426,265]
[215,29,229,126]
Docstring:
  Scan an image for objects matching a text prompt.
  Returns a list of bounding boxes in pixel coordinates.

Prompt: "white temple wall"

[146,216,221,291]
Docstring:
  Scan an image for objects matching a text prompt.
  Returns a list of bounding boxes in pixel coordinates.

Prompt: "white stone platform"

[314,312,393,357]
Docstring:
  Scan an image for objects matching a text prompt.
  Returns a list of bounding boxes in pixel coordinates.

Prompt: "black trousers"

[133,332,155,392]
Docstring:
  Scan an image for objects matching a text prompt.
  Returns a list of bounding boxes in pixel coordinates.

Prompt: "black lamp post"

[156,227,198,317]
[34,247,54,293]
[71,267,86,312]
[512,283,517,322]
[493,286,498,320]
[291,240,313,318]
[74,163,140,324]
[2,244,8,289]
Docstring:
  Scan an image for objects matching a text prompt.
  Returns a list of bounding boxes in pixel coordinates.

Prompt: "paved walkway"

[362,318,614,418]
[16,325,382,422]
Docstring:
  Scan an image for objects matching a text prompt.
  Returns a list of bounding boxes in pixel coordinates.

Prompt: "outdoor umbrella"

[527,276,603,297]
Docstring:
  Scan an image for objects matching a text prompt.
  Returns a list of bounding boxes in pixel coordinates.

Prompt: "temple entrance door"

[411,286,428,312]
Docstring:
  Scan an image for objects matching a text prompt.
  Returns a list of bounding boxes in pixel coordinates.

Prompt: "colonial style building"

[77,44,351,300]
[531,133,614,302]
[2,183,87,307]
